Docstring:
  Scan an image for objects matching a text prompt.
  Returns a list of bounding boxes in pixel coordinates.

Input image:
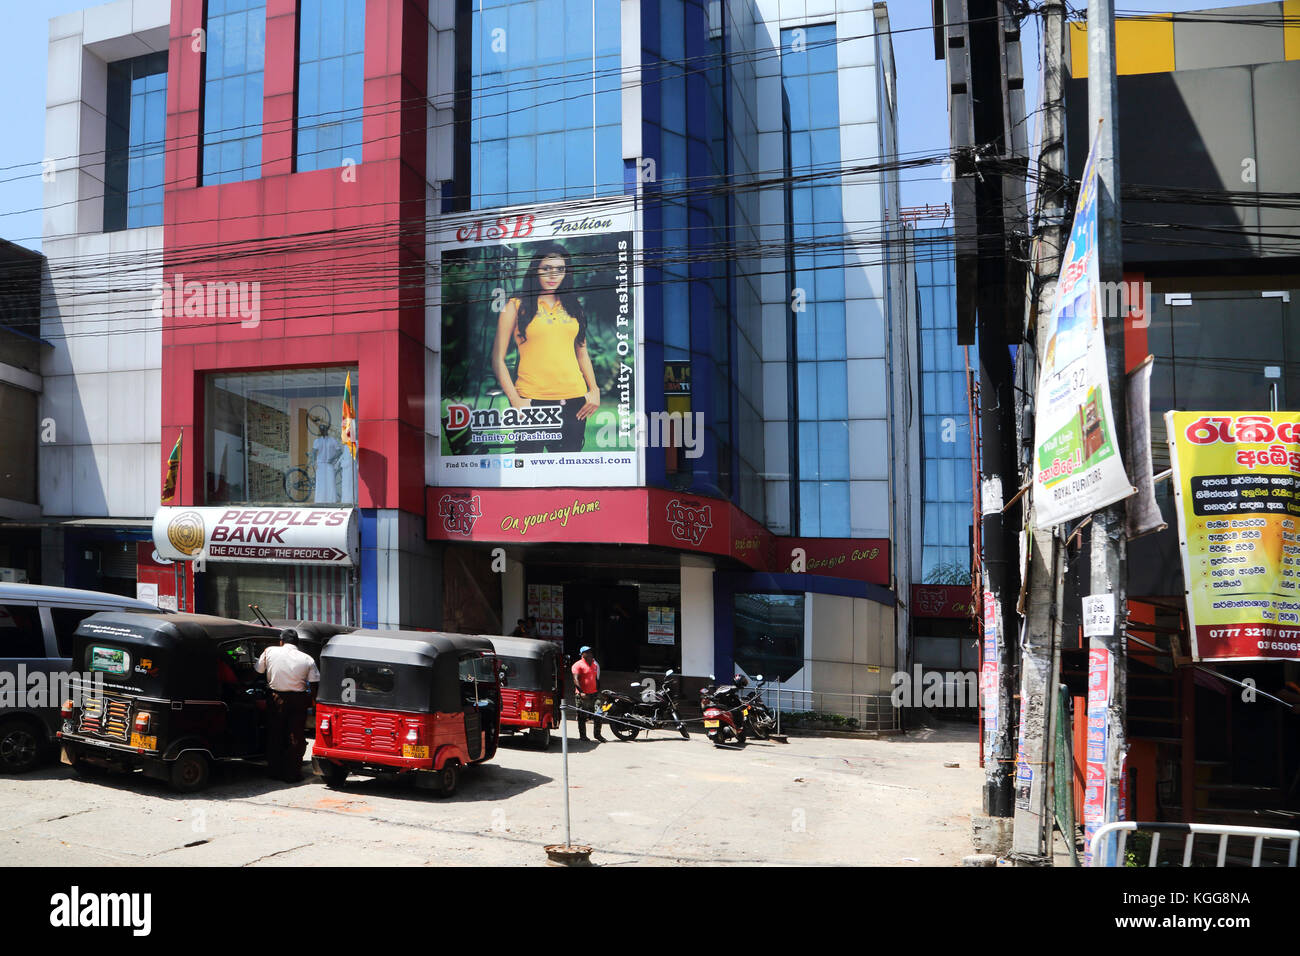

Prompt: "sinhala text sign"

[1167,411,1300,661]
[1032,123,1134,528]
[153,507,359,565]
[435,200,640,487]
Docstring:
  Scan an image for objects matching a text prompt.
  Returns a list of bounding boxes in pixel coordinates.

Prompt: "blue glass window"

[297,0,366,171]
[468,0,621,208]
[783,23,848,537]
[203,0,266,185]
[104,52,168,230]
[915,228,974,582]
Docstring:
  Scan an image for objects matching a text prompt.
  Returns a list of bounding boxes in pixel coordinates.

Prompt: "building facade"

[31,0,921,707]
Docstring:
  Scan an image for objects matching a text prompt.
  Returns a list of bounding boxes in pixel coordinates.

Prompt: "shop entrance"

[565,584,640,671]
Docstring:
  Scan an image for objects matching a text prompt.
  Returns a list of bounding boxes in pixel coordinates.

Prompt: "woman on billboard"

[491,242,600,453]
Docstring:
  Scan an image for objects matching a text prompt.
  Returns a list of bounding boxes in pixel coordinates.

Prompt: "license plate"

[704,720,720,728]
[130,733,157,751]
[520,710,539,722]
[402,744,428,759]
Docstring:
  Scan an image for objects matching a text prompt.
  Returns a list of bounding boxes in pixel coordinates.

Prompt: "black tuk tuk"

[311,630,501,796]
[489,636,564,750]
[58,611,283,791]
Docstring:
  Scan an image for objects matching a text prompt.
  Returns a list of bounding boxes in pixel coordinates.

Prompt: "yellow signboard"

[1166,411,1300,661]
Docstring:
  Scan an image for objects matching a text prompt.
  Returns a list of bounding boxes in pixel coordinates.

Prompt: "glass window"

[204,561,354,625]
[297,0,365,171]
[203,0,266,184]
[104,53,168,231]
[0,605,45,658]
[733,593,804,682]
[206,367,359,505]
[468,0,621,207]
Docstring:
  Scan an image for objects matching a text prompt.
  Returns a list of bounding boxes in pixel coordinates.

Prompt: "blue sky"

[0,0,1249,253]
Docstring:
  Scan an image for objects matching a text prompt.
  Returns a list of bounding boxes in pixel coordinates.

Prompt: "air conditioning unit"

[0,567,29,583]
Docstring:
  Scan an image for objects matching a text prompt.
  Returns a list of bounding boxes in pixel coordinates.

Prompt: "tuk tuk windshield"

[497,657,552,690]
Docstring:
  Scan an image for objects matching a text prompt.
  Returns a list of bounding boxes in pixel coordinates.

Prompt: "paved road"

[0,723,981,866]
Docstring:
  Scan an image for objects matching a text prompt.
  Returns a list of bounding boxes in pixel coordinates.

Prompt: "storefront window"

[733,593,804,682]
[204,561,354,625]
[206,367,358,505]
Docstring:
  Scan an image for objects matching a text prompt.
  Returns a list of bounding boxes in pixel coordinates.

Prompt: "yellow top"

[513,298,588,400]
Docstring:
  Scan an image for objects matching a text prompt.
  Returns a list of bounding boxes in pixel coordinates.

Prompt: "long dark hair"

[515,242,588,347]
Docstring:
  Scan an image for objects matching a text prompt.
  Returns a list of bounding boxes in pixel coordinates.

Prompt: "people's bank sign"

[152,507,359,565]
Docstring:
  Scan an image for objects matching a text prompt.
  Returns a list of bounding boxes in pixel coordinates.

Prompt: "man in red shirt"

[571,646,605,742]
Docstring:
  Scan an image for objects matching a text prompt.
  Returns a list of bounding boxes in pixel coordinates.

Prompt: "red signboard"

[910,583,976,619]
[135,542,194,613]
[427,486,890,585]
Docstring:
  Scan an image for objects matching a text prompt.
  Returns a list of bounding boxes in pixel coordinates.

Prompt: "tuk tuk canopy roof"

[489,636,563,663]
[271,620,356,662]
[318,630,497,713]
[73,611,282,697]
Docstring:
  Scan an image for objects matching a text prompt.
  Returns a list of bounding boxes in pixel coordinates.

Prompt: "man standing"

[570,645,604,742]
[255,628,320,782]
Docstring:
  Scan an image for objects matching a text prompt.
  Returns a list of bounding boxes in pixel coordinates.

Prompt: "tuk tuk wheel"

[529,728,551,751]
[169,752,210,793]
[435,761,459,797]
[0,718,45,774]
[318,760,348,789]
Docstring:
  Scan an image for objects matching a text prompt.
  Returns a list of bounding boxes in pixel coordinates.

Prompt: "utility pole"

[1087,0,1129,860]
[1012,0,1067,864]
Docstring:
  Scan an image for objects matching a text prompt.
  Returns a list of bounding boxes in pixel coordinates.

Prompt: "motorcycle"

[738,674,778,740]
[700,678,747,747]
[596,670,691,741]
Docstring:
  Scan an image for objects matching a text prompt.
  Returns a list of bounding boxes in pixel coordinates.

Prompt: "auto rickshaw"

[310,630,501,796]
[57,611,283,792]
[489,636,564,750]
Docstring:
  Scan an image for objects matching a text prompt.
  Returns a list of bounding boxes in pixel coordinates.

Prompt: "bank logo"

[666,499,712,546]
[438,494,483,537]
[166,511,205,556]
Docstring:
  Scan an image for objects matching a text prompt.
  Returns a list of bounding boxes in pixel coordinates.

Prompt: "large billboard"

[1167,410,1300,662]
[435,201,641,487]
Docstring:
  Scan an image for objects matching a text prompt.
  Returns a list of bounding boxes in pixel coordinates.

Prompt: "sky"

[0,0,1256,254]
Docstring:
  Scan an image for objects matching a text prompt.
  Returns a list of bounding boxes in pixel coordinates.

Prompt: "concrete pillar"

[679,554,714,678]
[502,552,525,631]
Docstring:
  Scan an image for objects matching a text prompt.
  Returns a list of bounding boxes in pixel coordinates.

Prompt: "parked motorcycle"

[596,670,691,740]
[700,678,747,747]
[737,674,778,740]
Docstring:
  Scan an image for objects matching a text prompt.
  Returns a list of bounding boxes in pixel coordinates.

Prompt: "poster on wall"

[526,584,564,642]
[1032,122,1135,529]
[1083,647,1112,866]
[647,605,675,645]
[1166,410,1300,662]
[436,200,640,487]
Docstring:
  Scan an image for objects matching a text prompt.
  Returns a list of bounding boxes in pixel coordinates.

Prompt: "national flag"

[341,371,357,459]
[161,432,182,503]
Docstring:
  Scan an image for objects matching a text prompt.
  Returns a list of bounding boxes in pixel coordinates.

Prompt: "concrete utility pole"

[1012,0,1067,865]
[1087,0,1129,858]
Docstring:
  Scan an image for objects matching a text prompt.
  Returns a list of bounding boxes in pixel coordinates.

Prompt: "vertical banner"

[1033,123,1134,528]
[1083,647,1112,865]
[1166,410,1300,662]
[980,591,999,741]
[436,201,640,487]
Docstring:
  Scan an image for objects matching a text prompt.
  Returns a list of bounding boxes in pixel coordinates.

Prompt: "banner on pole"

[1166,410,1300,662]
[1032,122,1134,529]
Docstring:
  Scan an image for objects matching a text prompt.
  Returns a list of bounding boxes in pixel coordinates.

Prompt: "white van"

[0,583,161,773]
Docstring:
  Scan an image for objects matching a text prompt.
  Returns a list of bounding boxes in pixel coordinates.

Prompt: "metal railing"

[1091,821,1300,868]
[758,687,902,733]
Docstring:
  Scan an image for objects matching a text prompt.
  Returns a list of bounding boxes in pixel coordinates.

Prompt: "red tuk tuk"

[490,636,564,750]
[311,630,500,796]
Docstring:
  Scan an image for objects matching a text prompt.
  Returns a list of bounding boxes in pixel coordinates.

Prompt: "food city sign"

[152,507,359,566]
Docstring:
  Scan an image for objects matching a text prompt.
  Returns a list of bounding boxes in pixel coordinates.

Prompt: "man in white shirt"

[255,629,321,782]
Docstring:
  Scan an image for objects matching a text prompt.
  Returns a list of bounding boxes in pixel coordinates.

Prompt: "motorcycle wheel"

[609,711,639,741]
